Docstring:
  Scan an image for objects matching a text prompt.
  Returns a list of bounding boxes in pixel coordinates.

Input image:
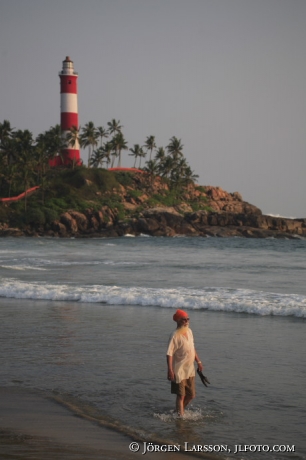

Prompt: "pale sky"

[1,0,306,217]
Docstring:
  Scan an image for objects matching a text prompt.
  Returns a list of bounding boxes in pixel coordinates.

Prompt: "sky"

[1,0,306,218]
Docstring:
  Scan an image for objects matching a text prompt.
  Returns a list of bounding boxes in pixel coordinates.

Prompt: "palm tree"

[129,144,142,168]
[159,155,174,179]
[166,136,184,160]
[143,159,159,186]
[137,147,146,168]
[170,157,193,192]
[183,166,199,188]
[155,146,165,163]
[13,129,36,210]
[5,163,18,198]
[0,119,14,144]
[0,120,14,165]
[66,125,81,151]
[89,147,105,168]
[111,132,128,167]
[35,133,48,184]
[80,121,99,167]
[64,125,81,168]
[144,135,156,161]
[45,125,65,162]
[102,141,113,169]
[110,143,118,168]
[34,133,54,203]
[97,126,108,147]
[107,119,122,136]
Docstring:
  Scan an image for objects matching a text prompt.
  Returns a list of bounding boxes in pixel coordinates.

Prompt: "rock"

[204,186,262,214]
[51,221,67,236]
[142,206,180,217]
[60,212,78,234]
[138,208,197,236]
[186,211,209,226]
[231,191,243,201]
[123,202,137,211]
[137,217,160,234]
[89,215,99,231]
[69,211,88,232]
[95,210,104,224]
[0,228,24,237]
[175,203,193,213]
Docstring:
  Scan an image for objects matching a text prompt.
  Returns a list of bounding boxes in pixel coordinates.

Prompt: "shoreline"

[0,386,215,460]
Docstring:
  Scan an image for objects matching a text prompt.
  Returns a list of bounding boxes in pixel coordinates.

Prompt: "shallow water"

[0,237,305,459]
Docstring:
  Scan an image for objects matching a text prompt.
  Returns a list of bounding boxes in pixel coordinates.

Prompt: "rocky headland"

[0,173,305,239]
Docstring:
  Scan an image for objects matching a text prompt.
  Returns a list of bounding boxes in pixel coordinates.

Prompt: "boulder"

[139,208,197,236]
[60,212,78,234]
[51,221,67,237]
[69,211,88,232]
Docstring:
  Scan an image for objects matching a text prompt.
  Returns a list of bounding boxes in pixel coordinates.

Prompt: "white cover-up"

[167,328,196,383]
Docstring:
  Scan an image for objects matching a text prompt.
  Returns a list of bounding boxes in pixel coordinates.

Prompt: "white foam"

[266,213,297,219]
[154,408,203,422]
[102,261,138,265]
[0,265,47,271]
[0,279,305,318]
[2,258,102,268]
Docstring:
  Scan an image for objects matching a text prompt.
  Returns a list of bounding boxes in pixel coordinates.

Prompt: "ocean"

[0,236,305,459]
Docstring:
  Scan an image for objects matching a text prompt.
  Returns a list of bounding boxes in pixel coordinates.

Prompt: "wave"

[0,279,305,318]
[266,213,297,219]
[0,258,139,269]
[0,265,47,271]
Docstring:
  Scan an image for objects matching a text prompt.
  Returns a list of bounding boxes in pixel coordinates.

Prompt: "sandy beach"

[0,387,208,460]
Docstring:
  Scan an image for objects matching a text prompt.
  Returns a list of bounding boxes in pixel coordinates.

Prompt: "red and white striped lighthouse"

[60,56,81,165]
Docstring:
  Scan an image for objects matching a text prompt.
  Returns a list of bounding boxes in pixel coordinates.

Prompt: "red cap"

[173,309,188,322]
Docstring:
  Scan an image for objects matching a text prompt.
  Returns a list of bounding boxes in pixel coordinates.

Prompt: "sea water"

[0,236,305,459]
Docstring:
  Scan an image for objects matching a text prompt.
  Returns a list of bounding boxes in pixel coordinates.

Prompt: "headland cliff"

[0,170,305,238]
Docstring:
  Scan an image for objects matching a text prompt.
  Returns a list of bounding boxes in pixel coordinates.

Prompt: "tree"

[166,136,184,160]
[129,144,142,168]
[170,157,188,188]
[110,142,118,168]
[111,132,128,167]
[35,133,49,199]
[143,159,159,186]
[44,125,64,162]
[158,155,174,179]
[183,166,199,189]
[97,126,108,147]
[3,163,18,198]
[0,119,14,166]
[89,147,105,168]
[80,121,99,167]
[36,127,63,170]
[102,141,113,169]
[137,147,146,168]
[144,135,156,162]
[13,129,36,210]
[107,119,122,136]
[66,125,81,151]
[155,146,165,163]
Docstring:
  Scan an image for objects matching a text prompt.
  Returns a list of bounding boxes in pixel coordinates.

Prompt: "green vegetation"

[0,118,209,230]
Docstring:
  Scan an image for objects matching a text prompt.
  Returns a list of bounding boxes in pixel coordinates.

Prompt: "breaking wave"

[0,279,305,318]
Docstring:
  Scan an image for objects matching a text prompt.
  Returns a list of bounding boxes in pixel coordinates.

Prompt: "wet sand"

[0,387,209,460]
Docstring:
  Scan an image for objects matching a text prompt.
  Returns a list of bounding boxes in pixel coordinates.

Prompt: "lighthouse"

[51,56,81,166]
[59,56,81,165]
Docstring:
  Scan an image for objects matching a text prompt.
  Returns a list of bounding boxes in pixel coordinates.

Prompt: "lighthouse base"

[49,149,82,167]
